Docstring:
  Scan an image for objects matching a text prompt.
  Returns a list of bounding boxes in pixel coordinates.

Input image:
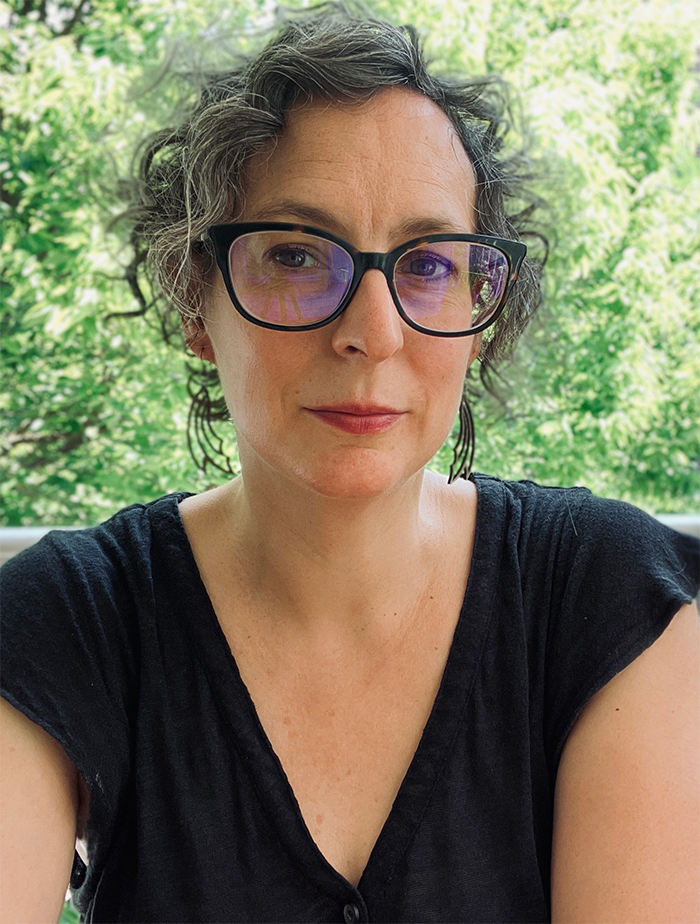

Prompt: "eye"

[269,246,319,269]
[401,250,456,279]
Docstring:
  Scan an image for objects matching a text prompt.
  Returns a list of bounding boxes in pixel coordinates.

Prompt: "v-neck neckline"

[157,473,505,902]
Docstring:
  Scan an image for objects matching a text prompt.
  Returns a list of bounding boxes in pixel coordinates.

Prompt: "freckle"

[346,768,352,776]
[328,709,335,717]
[430,596,434,600]
[283,715,291,725]
[316,813,324,825]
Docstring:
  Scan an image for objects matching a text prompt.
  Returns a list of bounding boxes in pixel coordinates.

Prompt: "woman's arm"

[0,697,80,924]
[551,601,700,923]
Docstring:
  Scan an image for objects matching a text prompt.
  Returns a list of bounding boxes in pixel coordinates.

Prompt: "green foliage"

[59,897,80,924]
[472,0,700,512]
[2,0,699,524]
[1,0,248,525]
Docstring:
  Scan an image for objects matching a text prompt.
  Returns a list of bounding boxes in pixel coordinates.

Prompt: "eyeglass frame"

[207,221,527,337]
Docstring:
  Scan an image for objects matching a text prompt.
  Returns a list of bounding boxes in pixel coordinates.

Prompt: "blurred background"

[2,0,700,527]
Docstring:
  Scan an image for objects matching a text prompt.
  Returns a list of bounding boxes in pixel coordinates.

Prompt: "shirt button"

[343,903,360,924]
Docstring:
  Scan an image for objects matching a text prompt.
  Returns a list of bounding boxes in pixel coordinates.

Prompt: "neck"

[225,463,446,639]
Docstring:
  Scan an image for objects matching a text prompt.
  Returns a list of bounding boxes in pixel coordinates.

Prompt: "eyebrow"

[249,200,470,242]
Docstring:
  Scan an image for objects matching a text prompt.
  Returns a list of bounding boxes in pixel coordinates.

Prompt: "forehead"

[239,87,476,240]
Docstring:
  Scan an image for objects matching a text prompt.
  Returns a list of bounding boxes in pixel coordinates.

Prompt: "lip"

[306,404,405,435]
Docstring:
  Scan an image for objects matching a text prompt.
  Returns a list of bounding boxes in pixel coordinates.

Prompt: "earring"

[186,367,238,476]
[447,394,475,484]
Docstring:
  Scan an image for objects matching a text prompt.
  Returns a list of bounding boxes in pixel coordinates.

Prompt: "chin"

[298,449,424,500]
[238,435,435,501]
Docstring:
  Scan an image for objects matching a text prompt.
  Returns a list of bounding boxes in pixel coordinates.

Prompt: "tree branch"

[57,0,90,37]
[17,0,37,17]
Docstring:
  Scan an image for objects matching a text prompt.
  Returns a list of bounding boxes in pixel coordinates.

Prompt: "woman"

[1,12,698,924]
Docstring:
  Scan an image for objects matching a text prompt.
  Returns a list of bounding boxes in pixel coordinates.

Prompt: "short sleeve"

[0,519,141,894]
[545,494,699,771]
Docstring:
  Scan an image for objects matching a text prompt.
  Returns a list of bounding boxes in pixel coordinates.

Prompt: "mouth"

[305,404,405,435]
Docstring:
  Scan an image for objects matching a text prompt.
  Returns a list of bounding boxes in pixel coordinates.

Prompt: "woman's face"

[199,87,481,499]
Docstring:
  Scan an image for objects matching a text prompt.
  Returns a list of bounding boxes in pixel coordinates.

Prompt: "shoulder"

[472,471,653,540]
[1,491,193,588]
[0,492,196,686]
[471,473,699,596]
[471,473,591,565]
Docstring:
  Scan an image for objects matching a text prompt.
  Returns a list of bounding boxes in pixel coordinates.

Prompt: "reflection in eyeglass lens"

[229,232,353,325]
[395,243,508,332]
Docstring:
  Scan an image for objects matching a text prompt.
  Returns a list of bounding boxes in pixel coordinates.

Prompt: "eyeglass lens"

[228,231,509,332]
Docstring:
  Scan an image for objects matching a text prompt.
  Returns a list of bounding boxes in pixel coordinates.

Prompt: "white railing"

[1,516,699,568]
[657,515,700,539]
[0,527,82,567]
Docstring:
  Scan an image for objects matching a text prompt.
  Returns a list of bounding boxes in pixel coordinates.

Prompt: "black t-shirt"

[1,474,698,923]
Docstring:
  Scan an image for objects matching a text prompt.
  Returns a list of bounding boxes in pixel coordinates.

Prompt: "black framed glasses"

[207,222,527,337]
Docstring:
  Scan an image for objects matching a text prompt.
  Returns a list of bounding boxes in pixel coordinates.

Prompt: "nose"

[330,269,404,361]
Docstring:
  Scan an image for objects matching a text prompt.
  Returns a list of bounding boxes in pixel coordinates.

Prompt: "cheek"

[417,344,472,452]
[214,326,314,431]
[421,341,472,410]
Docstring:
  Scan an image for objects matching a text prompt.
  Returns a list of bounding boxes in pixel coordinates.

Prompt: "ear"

[467,332,482,367]
[190,331,217,365]
[183,315,217,364]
